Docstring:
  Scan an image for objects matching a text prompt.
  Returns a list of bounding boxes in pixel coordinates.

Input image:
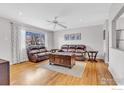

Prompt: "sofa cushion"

[76,45,86,50]
[45,52,51,55]
[74,53,82,56]
[76,49,85,53]
[68,49,75,52]
[29,50,40,54]
[69,45,76,49]
[40,49,47,52]
[62,49,68,52]
[37,53,46,56]
[61,45,68,49]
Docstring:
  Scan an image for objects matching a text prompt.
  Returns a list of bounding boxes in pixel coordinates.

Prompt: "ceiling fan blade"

[57,23,67,28]
[47,20,52,23]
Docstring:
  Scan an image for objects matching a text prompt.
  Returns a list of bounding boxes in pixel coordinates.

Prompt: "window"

[116,14,124,50]
[26,31,45,47]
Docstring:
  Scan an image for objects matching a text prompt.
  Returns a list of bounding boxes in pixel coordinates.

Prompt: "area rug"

[40,62,86,78]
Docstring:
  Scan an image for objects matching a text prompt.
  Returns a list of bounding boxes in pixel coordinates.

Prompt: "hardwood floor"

[10,60,116,85]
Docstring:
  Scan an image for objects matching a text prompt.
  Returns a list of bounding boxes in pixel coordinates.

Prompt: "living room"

[0,3,124,87]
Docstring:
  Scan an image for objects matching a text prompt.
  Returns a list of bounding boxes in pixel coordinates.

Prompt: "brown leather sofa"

[58,44,86,61]
[27,45,50,62]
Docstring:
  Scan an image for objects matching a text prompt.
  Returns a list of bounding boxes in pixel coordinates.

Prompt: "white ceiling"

[0,3,111,31]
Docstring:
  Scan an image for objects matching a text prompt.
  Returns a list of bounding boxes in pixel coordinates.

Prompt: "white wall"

[0,18,12,64]
[54,25,104,59]
[109,48,124,85]
[108,4,124,85]
[117,17,124,30]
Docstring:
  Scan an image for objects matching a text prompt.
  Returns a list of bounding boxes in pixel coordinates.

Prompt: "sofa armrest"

[45,50,50,52]
[28,53,38,62]
[58,49,64,52]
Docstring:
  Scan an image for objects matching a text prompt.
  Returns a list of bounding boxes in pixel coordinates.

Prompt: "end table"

[87,51,98,62]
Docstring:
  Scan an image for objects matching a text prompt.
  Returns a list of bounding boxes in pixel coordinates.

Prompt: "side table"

[87,51,98,62]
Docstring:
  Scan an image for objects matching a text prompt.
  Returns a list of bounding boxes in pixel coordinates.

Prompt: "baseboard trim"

[108,66,124,85]
[108,66,118,85]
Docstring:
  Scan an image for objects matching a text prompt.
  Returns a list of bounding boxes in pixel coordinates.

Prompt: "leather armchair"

[27,46,50,62]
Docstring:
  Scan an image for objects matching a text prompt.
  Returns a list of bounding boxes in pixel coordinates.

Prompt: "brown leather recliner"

[27,45,50,62]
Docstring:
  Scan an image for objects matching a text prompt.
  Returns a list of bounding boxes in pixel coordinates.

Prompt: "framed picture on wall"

[75,33,81,40]
[70,34,75,40]
[64,33,81,41]
[26,31,45,46]
[64,34,69,40]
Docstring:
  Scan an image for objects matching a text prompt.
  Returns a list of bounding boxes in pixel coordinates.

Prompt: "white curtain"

[11,22,27,64]
[20,29,28,62]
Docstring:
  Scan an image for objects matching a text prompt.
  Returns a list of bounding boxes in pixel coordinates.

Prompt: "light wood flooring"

[10,60,116,85]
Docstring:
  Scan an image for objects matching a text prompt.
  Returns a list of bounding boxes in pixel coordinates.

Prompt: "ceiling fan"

[46,16,67,29]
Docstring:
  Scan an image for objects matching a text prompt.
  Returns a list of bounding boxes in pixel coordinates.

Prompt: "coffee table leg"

[87,52,90,61]
[49,62,52,65]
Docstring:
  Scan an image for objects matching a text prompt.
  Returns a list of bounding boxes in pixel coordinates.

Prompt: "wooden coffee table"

[49,52,75,68]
